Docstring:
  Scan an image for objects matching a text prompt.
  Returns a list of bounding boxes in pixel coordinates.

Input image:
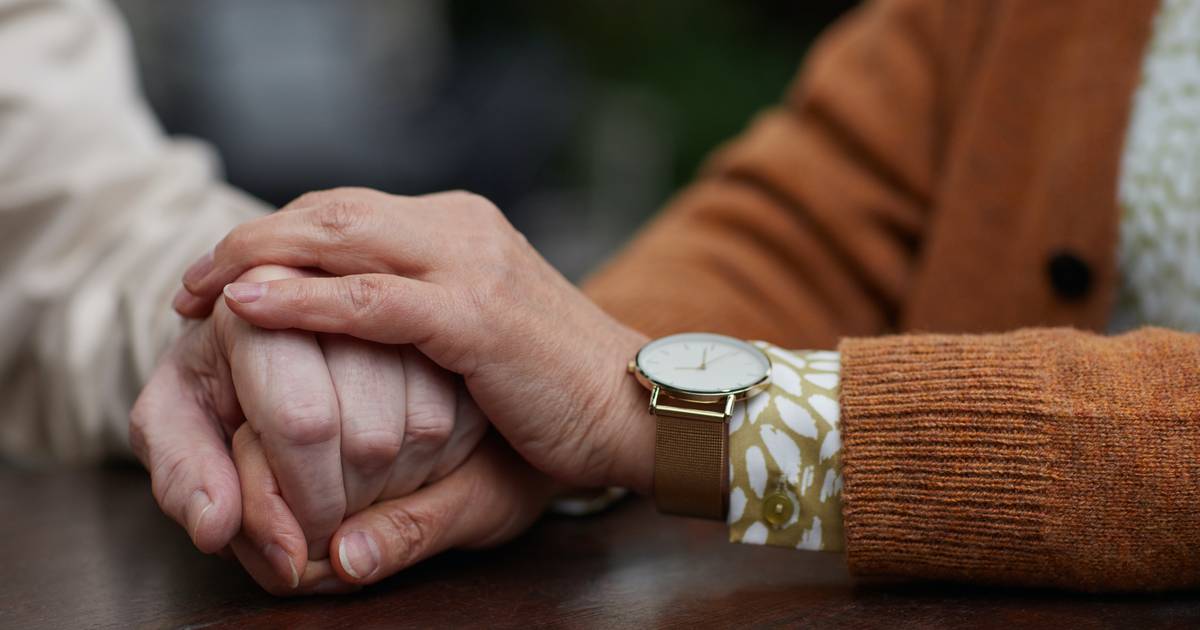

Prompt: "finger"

[427,383,489,483]
[175,249,217,319]
[129,358,241,554]
[226,319,347,559]
[230,536,359,597]
[230,424,305,591]
[330,434,555,585]
[227,425,360,596]
[172,285,216,320]
[175,189,493,318]
[379,346,457,498]
[221,274,466,351]
[179,192,418,305]
[319,334,408,515]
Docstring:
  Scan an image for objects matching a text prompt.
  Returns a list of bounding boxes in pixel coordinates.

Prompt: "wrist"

[598,326,654,495]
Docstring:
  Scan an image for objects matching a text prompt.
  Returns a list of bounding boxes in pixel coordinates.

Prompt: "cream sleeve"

[0,0,268,463]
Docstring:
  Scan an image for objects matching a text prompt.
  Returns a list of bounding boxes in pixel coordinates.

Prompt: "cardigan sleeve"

[838,327,1200,591]
[582,0,945,349]
[577,0,1200,593]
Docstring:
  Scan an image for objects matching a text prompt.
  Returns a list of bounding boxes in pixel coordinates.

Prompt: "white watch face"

[636,333,771,394]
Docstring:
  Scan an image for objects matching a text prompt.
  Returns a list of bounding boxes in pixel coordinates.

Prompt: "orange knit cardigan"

[584,0,1199,591]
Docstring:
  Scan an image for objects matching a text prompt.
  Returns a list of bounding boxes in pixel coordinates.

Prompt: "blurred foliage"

[116,0,855,275]
[449,1,856,187]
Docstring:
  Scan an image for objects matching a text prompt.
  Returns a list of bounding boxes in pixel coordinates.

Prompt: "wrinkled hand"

[174,188,654,496]
[132,264,486,591]
[231,421,556,595]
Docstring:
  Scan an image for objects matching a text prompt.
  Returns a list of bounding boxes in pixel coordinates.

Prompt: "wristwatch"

[628,332,772,520]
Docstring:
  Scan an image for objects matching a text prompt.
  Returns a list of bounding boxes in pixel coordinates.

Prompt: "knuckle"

[342,275,388,315]
[380,504,441,567]
[288,189,334,210]
[329,185,374,197]
[466,194,506,225]
[441,190,500,220]
[446,189,489,207]
[341,427,404,472]
[289,187,372,210]
[403,405,454,449]
[269,399,339,446]
[314,198,370,240]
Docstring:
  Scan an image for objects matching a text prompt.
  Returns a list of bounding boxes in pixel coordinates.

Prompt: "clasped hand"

[134,189,651,594]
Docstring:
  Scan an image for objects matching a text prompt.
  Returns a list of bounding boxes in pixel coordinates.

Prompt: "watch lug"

[650,389,733,423]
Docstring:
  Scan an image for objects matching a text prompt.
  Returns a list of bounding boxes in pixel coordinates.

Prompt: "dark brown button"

[1047,251,1092,301]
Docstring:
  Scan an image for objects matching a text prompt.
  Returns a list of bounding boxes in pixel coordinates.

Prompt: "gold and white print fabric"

[728,344,843,551]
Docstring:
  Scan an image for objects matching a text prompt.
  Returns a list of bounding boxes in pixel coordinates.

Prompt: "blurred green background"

[115,0,855,279]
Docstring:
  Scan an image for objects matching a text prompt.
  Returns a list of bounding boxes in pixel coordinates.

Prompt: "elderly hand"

[230,419,556,594]
[131,264,486,592]
[173,188,654,498]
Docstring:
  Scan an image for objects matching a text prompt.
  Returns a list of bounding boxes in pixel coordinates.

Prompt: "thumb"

[129,359,241,553]
[329,434,554,585]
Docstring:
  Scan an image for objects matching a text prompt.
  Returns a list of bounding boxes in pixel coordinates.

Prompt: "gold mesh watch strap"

[653,413,728,520]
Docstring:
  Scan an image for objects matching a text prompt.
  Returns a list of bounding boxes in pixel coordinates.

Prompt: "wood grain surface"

[1,464,1198,629]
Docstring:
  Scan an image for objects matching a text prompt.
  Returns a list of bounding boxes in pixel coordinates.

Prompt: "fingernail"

[186,489,213,541]
[264,543,300,588]
[338,531,380,580]
[183,250,214,286]
[224,282,264,304]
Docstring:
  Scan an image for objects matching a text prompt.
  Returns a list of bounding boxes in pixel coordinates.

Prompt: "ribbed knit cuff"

[837,331,1056,584]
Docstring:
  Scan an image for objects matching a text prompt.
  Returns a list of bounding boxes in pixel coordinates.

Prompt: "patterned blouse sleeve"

[728,344,843,551]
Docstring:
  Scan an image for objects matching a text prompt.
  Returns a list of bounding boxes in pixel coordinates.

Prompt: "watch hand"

[700,347,709,370]
[705,351,738,366]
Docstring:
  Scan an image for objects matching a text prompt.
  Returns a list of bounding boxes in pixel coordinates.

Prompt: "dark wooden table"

[2,465,1198,629]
